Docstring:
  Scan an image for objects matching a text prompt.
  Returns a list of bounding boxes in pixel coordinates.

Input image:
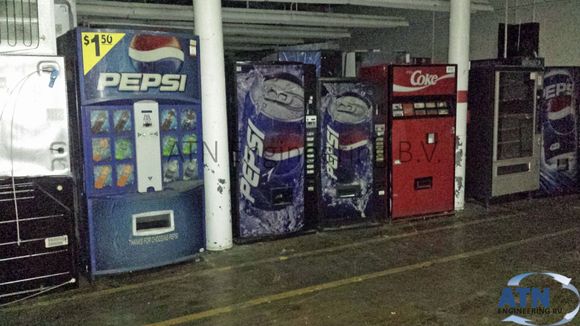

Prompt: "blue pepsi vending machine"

[58,28,204,276]
[540,67,580,194]
[233,62,317,241]
[318,79,387,227]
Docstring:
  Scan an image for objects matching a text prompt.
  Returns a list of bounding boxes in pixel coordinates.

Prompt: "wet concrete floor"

[1,195,580,325]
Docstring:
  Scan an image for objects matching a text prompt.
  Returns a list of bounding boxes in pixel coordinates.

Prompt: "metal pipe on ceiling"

[224,44,274,51]
[224,0,494,12]
[223,24,351,39]
[79,19,352,39]
[76,1,409,29]
[224,36,305,45]
[222,7,409,28]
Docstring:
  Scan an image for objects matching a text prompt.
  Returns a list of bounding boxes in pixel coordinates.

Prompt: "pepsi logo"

[544,70,576,135]
[338,129,370,151]
[128,34,185,74]
[263,132,304,161]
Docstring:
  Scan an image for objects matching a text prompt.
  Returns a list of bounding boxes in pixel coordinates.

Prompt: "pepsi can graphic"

[320,80,375,220]
[236,64,307,239]
[540,68,578,193]
[129,34,185,74]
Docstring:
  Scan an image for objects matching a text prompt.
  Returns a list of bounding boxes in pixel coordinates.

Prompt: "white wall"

[343,0,580,66]
[472,0,580,66]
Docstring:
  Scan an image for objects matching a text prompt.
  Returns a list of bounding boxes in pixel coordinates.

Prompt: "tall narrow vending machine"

[361,64,457,220]
[539,67,580,195]
[467,59,543,203]
[317,78,387,227]
[59,28,205,276]
[233,62,318,241]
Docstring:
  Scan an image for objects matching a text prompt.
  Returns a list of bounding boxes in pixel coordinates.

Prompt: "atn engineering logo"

[498,272,580,325]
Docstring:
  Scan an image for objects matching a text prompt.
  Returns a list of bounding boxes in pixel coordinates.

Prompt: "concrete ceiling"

[79,0,496,52]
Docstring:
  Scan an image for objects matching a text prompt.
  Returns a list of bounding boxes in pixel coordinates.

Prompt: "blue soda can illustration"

[542,69,577,167]
[320,81,375,219]
[239,72,305,210]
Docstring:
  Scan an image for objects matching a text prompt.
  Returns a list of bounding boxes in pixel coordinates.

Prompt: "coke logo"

[393,67,454,95]
[410,71,440,86]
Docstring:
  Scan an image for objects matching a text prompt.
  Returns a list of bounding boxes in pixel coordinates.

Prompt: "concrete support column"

[193,0,233,250]
[448,0,471,211]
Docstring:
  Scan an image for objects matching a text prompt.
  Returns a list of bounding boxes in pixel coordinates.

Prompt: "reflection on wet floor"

[2,195,580,326]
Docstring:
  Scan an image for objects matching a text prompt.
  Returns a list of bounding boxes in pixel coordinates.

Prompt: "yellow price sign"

[81,32,125,75]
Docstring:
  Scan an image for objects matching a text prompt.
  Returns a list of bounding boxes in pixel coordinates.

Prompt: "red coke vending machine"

[361,64,457,220]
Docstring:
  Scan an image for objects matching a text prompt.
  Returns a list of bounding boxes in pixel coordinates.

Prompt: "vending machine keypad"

[403,103,414,116]
[374,124,386,163]
[305,115,318,193]
[134,102,163,193]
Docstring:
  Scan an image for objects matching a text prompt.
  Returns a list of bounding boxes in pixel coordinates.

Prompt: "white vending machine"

[0,0,78,303]
[0,56,77,303]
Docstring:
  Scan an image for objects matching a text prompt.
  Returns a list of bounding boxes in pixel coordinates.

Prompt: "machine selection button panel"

[306,115,317,128]
[374,124,386,163]
[134,101,163,193]
[305,114,317,180]
[393,102,453,118]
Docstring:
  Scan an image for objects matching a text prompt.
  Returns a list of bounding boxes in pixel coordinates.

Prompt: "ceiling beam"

[224,36,305,45]
[224,0,494,12]
[79,19,352,39]
[222,7,409,28]
[223,24,351,39]
[224,44,274,52]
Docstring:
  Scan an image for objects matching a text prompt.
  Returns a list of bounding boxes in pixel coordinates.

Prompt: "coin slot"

[426,133,437,144]
[497,163,530,175]
[337,184,361,198]
[415,177,433,190]
[271,187,294,206]
[557,158,569,171]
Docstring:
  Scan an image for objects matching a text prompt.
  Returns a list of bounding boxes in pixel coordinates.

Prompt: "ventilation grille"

[0,0,42,53]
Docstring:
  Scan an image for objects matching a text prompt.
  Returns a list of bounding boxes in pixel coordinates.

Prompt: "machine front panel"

[491,70,541,196]
[235,63,308,239]
[391,117,455,218]
[319,80,377,222]
[389,64,457,219]
[494,71,538,161]
[87,184,204,275]
[61,28,205,276]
